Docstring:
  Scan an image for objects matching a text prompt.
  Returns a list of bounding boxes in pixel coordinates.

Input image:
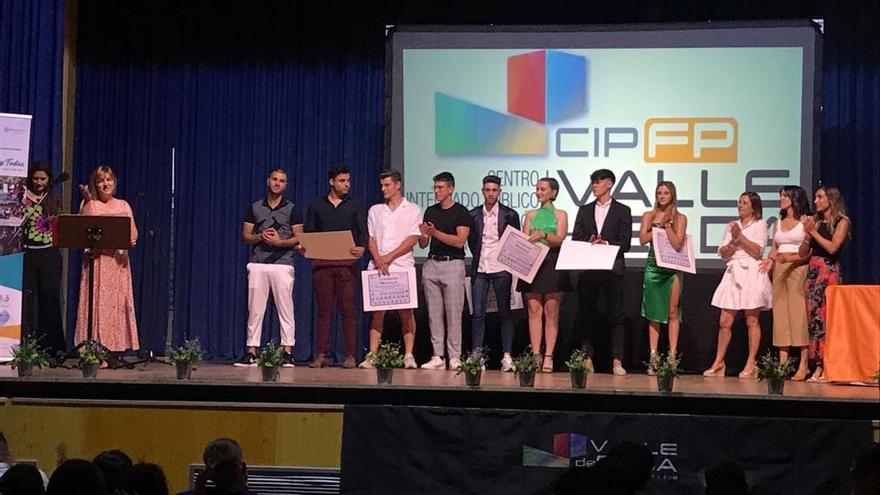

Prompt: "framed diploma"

[361,267,419,311]
[492,225,549,284]
[652,228,697,274]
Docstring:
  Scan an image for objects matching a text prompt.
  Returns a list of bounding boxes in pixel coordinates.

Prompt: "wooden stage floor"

[1,363,877,420]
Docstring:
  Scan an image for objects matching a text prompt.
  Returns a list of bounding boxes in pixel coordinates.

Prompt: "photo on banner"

[0,112,32,361]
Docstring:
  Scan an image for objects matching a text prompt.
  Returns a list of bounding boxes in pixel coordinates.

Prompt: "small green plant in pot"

[565,348,592,389]
[167,338,201,380]
[78,341,106,378]
[257,342,284,382]
[513,347,539,387]
[11,338,50,377]
[366,342,405,384]
[455,350,486,387]
[757,351,793,395]
[648,352,681,392]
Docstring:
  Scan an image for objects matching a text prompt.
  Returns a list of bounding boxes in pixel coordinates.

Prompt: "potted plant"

[167,338,201,380]
[78,341,106,378]
[565,348,592,389]
[257,341,284,382]
[648,352,682,393]
[11,338,50,377]
[513,347,539,388]
[455,350,486,387]
[366,342,405,384]
[757,351,793,395]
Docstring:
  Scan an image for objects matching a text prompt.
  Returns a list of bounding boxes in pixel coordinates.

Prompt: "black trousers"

[577,271,626,360]
[23,247,65,355]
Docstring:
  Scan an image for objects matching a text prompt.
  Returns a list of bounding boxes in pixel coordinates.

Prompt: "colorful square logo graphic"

[522,433,588,468]
[435,50,587,156]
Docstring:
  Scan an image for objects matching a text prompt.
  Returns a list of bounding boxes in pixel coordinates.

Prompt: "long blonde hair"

[653,181,678,225]
[816,185,849,234]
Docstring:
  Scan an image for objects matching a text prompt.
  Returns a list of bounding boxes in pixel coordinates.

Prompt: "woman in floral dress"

[799,185,851,382]
[74,165,139,355]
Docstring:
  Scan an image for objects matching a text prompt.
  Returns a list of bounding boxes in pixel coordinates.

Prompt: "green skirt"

[641,245,683,323]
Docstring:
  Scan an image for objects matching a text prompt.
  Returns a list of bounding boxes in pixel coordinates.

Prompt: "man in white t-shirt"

[359,169,422,369]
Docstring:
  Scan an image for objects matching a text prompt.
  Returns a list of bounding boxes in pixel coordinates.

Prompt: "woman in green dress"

[638,181,688,373]
[516,178,570,372]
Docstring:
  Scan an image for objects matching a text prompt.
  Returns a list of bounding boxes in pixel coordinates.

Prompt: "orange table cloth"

[824,285,880,382]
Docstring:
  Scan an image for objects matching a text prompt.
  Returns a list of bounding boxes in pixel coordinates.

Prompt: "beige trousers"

[772,260,808,347]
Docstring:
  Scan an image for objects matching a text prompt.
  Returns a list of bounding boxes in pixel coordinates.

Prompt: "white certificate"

[464,276,524,315]
[361,267,419,311]
[652,229,696,274]
[492,225,549,284]
[555,239,620,270]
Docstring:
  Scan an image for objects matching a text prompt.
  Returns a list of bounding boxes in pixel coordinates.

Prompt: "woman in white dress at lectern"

[703,192,772,378]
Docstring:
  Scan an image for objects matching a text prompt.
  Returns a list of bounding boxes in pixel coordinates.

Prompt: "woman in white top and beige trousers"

[760,186,813,381]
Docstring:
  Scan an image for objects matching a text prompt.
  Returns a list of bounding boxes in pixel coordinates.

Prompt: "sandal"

[542,354,554,373]
[807,367,826,383]
[702,363,726,377]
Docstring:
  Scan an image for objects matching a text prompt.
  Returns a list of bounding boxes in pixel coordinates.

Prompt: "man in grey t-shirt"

[234,169,303,367]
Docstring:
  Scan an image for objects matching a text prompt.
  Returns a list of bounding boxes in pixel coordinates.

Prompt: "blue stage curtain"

[819,3,880,284]
[0,0,64,168]
[69,0,880,362]
[70,1,385,359]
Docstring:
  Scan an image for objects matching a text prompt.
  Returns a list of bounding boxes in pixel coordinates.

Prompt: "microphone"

[53,172,70,186]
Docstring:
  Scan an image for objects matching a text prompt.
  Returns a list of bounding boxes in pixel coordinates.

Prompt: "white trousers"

[246,263,295,347]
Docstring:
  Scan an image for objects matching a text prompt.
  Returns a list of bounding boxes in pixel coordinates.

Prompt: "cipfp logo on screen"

[435,50,586,155]
[434,49,738,162]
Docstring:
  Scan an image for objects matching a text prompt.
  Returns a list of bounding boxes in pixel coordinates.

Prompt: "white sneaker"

[501,355,514,372]
[613,363,627,376]
[420,356,446,370]
[448,357,461,370]
[358,359,374,369]
[403,354,417,369]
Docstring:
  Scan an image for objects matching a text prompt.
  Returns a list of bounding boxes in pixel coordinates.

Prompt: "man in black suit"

[468,175,521,371]
[572,169,633,375]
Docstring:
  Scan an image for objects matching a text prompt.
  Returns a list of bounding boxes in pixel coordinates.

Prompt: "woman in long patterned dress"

[799,185,850,383]
[703,192,772,378]
[638,181,687,373]
[516,178,570,372]
[74,165,139,356]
